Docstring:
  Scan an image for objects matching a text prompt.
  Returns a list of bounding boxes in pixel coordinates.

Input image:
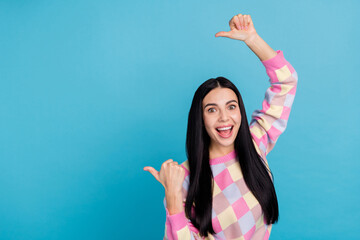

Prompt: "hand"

[143,159,185,194]
[215,13,257,42]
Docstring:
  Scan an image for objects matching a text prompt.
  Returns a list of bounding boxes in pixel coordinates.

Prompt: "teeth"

[217,126,232,131]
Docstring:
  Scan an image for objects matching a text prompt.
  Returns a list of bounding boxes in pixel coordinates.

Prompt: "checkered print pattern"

[163,50,298,240]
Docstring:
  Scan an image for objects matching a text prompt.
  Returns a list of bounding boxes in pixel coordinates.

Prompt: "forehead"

[202,87,238,106]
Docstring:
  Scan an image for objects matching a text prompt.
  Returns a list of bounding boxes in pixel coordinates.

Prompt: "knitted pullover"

[163,50,298,240]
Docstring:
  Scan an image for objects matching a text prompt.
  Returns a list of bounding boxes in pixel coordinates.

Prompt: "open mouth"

[216,126,233,132]
[215,125,234,138]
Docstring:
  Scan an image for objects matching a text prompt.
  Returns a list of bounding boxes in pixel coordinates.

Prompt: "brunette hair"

[185,76,279,237]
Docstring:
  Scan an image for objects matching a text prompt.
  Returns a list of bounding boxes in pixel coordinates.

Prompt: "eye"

[207,108,216,113]
[229,105,236,110]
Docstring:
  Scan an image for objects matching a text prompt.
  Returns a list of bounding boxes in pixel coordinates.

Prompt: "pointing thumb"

[143,166,160,183]
[215,31,231,38]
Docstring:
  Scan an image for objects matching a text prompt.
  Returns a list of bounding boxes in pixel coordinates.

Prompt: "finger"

[164,159,174,167]
[236,14,243,30]
[215,31,231,38]
[248,15,253,26]
[234,16,241,30]
[244,15,249,29]
[143,166,161,182]
[240,15,245,30]
[228,17,236,31]
[243,15,247,30]
[162,159,173,166]
[170,161,178,165]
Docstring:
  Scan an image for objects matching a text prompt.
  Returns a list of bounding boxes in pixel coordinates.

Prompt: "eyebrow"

[204,100,238,109]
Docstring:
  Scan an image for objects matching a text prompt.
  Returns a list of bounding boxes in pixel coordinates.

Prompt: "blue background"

[1,0,359,239]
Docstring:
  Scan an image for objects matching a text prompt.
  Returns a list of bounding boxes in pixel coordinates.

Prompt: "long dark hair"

[185,76,279,237]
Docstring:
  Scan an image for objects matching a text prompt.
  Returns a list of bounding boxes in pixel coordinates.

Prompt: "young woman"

[144,13,298,240]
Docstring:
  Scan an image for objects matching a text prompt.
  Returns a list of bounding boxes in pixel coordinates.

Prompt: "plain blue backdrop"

[0,0,359,239]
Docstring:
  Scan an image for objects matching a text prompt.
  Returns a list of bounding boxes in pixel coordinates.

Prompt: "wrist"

[244,32,259,46]
[243,33,277,62]
[165,191,184,215]
[165,189,182,199]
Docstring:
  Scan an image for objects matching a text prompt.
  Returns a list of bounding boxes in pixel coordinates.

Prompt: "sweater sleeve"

[163,197,203,240]
[249,50,298,158]
[163,161,205,240]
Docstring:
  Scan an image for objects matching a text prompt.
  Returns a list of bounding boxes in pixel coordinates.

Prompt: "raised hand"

[215,13,257,42]
[143,159,185,194]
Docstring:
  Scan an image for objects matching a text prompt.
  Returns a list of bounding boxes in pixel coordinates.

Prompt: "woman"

[144,13,298,240]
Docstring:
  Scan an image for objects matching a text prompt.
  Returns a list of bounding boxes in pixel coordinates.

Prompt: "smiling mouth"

[216,126,233,132]
[215,126,234,138]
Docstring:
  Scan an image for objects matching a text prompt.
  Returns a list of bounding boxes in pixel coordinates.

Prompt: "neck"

[209,143,235,159]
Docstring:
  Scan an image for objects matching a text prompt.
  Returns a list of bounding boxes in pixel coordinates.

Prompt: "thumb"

[215,31,231,38]
[143,166,161,183]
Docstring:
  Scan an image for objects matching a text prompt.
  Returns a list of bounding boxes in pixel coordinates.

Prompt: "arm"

[163,165,204,240]
[249,48,298,158]
[215,13,298,158]
[144,158,199,239]
[244,33,277,62]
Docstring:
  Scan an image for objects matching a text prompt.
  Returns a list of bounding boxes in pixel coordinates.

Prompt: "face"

[202,87,242,152]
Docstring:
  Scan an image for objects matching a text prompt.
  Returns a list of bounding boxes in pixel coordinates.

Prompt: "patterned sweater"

[163,50,298,240]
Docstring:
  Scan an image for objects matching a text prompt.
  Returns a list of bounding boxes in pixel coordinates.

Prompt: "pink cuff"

[261,50,288,69]
[166,207,188,231]
[261,50,295,83]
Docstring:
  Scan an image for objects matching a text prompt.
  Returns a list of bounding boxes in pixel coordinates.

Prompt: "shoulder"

[179,160,191,195]
[180,159,190,178]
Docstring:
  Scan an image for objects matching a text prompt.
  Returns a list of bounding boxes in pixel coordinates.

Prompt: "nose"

[219,109,229,122]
